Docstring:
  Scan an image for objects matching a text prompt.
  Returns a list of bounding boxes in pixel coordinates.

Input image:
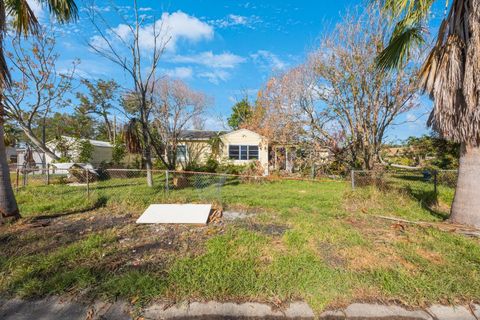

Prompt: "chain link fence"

[12,165,458,212]
[350,168,458,195]
[351,169,458,205]
[11,166,275,209]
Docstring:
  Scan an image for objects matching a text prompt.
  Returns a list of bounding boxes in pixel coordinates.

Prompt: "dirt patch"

[415,248,445,265]
[236,221,289,236]
[222,211,255,221]
[0,204,225,273]
[317,242,346,268]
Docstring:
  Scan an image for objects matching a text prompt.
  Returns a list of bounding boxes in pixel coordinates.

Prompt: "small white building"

[45,136,113,166]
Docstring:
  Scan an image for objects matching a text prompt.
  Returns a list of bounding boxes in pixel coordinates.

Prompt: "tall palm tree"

[377,0,480,227]
[0,0,77,221]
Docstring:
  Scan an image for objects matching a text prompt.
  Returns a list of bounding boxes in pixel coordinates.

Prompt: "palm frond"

[377,0,434,19]
[4,0,39,34]
[41,0,78,23]
[376,24,425,69]
[124,118,142,154]
[375,0,435,69]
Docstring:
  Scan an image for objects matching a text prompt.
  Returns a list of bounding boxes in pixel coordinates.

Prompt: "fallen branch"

[371,214,480,237]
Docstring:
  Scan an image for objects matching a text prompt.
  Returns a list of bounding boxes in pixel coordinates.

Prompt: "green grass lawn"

[1,174,479,313]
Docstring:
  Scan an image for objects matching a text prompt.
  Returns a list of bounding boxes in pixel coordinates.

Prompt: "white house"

[219,129,269,171]
[177,128,269,175]
[45,136,113,166]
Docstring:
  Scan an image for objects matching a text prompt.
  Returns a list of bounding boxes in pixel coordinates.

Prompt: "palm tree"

[377,0,480,227]
[0,0,77,221]
[209,132,225,159]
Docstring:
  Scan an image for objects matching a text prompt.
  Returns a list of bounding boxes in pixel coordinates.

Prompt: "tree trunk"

[0,106,20,221]
[145,150,153,187]
[22,126,60,161]
[450,144,480,228]
[102,113,113,143]
[141,118,153,187]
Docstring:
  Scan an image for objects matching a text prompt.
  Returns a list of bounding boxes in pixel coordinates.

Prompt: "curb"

[1,297,479,319]
[143,301,314,319]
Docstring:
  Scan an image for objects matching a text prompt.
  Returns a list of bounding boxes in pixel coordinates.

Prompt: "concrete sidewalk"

[1,296,479,319]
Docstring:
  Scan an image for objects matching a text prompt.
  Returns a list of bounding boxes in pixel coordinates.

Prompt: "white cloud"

[198,70,230,85]
[158,11,214,51]
[250,50,287,70]
[229,14,247,25]
[81,5,111,13]
[89,11,214,53]
[165,67,193,79]
[139,7,153,12]
[211,14,261,28]
[170,51,245,69]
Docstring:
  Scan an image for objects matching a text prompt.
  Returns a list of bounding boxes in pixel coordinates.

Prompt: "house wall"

[91,146,113,166]
[219,129,268,174]
[176,141,212,169]
[17,149,45,167]
[44,140,113,166]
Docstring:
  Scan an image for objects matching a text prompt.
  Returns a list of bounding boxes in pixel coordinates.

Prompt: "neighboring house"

[15,137,113,168]
[16,147,44,167]
[6,146,19,165]
[176,128,269,175]
[45,136,113,166]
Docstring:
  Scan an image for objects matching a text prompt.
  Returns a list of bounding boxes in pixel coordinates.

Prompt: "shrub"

[78,140,94,163]
[112,142,126,165]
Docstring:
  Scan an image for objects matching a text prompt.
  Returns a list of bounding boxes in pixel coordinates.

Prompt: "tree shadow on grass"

[28,196,108,221]
[402,185,449,221]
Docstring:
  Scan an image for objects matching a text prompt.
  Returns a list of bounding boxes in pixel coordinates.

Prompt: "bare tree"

[258,7,419,170]
[3,28,77,165]
[86,0,169,186]
[150,78,208,170]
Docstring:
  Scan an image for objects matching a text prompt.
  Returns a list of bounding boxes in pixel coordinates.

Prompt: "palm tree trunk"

[0,104,20,221]
[450,144,480,227]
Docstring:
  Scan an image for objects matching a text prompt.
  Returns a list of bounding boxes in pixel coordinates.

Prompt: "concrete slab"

[96,300,132,320]
[319,309,345,319]
[136,204,212,224]
[0,297,88,320]
[344,303,432,319]
[284,302,315,318]
[427,305,476,320]
[143,301,314,319]
[471,304,480,319]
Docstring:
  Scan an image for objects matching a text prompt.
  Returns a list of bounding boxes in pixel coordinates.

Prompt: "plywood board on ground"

[136,204,212,224]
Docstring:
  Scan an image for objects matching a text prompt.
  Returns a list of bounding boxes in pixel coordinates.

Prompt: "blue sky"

[22,0,447,143]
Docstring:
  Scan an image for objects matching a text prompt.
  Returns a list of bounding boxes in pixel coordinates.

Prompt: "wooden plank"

[136,204,212,225]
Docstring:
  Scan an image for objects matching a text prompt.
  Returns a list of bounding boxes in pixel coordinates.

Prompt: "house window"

[176,145,187,161]
[248,146,259,159]
[229,145,259,160]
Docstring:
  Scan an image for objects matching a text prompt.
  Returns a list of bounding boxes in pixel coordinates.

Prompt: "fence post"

[165,170,169,193]
[433,170,438,198]
[46,164,50,185]
[23,167,27,187]
[86,169,90,198]
[16,168,19,193]
[351,170,355,190]
[311,164,315,180]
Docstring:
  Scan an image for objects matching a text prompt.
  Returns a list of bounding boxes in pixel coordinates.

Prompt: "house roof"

[178,130,227,140]
[59,136,113,148]
[220,128,267,140]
